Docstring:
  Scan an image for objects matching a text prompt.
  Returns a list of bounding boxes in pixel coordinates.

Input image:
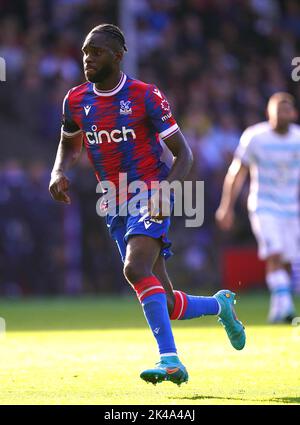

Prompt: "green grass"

[0,292,299,405]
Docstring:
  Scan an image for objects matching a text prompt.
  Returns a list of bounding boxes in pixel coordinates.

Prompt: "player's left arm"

[149,130,193,219]
[163,130,193,184]
[145,85,193,218]
[145,85,193,182]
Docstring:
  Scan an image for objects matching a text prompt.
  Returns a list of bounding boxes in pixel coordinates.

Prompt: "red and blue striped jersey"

[62,73,179,202]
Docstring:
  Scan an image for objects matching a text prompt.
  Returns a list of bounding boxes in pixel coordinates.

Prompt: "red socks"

[132,276,165,302]
[170,290,188,320]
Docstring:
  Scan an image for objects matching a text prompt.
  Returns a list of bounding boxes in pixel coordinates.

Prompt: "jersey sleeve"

[145,85,179,141]
[61,91,82,137]
[234,127,255,165]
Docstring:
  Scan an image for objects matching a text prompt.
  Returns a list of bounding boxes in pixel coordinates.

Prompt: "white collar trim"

[93,73,126,97]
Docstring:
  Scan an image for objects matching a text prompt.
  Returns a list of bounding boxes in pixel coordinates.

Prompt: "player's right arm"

[49,91,83,204]
[216,126,255,230]
[49,132,83,204]
[215,158,249,230]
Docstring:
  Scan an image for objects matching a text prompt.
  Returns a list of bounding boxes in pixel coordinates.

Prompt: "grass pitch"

[0,292,299,405]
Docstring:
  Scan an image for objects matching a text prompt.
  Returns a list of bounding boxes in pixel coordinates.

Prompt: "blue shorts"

[105,192,173,263]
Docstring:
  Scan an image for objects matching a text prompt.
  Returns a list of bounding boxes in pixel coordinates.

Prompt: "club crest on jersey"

[120,100,132,115]
[161,99,170,111]
[84,105,91,116]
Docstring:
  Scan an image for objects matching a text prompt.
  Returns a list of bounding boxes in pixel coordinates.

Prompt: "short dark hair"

[90,23,128,52]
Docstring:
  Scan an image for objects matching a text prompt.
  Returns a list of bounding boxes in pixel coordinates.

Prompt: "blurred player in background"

[49,24,245,386]
[216,92,299,323]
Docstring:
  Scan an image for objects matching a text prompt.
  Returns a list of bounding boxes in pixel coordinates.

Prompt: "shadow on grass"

[169,395,257,403]
[170,395,300,404]
[270,397,300,404]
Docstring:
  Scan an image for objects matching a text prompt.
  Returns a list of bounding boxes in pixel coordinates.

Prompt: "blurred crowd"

[1,0,300,295]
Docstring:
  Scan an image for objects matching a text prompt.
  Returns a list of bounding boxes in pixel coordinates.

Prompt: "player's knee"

[123,261,151,285]
[267,254,284,272]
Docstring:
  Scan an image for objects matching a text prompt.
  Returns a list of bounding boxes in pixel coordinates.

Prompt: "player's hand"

[215,207,234,231]
[49,171,71,204]
[148,190,171,220]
